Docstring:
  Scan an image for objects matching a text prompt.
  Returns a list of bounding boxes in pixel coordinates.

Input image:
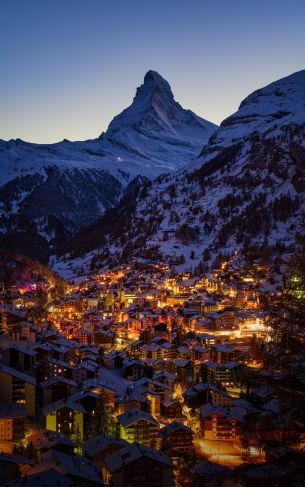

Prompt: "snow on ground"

[99,366,128,395]
[50,253,93,281]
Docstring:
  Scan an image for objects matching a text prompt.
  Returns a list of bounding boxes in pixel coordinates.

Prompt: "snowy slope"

[59,70,305,275]
[0,71,216,260]
[100,70,216,174]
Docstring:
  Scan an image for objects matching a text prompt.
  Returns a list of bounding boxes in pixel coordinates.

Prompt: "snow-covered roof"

[0,363,36,385]
[83,433,127,457]
[27,450,102,484]
[117,407,159,427]
[104,442,172,473]
[42,399,86,415]
[158,421,192,436]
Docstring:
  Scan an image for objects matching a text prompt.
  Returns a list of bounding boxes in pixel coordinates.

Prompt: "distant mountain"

[99,70,216,173]
[60,70,305,275]
[0,71,216,261]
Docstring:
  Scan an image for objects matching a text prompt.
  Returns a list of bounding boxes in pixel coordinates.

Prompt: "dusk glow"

[1,0,305,143]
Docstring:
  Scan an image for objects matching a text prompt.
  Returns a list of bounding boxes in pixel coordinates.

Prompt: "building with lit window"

[117,408,159,447]
[158,421,194,455]
[0,363,36,416]
[43,399,85,441]
[104,442,173,487]
[0,403,25,441]
[200,403,246,441]
[204,360,241,387]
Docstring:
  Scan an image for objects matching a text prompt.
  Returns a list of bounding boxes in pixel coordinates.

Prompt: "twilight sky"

[1,0,305,143]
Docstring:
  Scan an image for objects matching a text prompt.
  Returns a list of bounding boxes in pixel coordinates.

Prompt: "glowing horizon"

[1,0,305,144]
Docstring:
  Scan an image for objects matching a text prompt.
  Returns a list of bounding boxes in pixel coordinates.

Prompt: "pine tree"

[72,424,83,454]
[87,394,116,438]
[265,246,305,360]
[105,291,114,310]
[25,441,34,459]
[160,434,171,456]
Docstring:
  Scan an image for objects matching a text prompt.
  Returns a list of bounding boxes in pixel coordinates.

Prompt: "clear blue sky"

[1,0,305,143]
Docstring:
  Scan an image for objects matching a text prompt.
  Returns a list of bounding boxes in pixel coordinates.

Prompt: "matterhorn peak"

[103,69,216,159]
[104,70,178,138]
[143,70,172,92]
[132,69,174,107]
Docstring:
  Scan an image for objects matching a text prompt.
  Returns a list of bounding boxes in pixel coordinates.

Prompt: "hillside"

[58,70,305,275]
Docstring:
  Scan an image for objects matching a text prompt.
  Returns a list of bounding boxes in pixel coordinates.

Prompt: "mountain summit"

[104,70,216,149]
[138,70,174,100]
[132,70,176,119]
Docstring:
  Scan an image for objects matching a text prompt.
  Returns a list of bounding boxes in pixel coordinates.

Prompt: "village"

[0,257,304,486]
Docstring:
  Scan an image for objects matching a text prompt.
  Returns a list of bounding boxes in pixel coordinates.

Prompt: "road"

[193,437,244,467]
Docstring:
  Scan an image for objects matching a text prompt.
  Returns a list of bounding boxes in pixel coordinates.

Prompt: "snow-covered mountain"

[0,71,216,261]
[99,70,216,173]
[61,70,305,275]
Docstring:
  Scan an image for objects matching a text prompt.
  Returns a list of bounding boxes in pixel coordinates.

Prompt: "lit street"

[194,438,244,467]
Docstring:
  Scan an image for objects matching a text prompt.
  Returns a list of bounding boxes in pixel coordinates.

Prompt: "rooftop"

[104,442,172,473]
[117,407,159,427]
